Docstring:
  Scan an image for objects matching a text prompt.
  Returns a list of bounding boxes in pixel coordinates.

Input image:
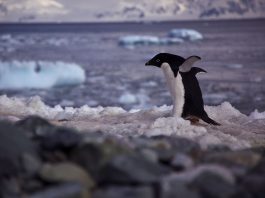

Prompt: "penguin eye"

[156,59,160,62]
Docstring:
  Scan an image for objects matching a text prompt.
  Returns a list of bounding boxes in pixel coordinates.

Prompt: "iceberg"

[168,29,203,41]
[0,61,86,89]
[119,35,160,46]
[118,35,183,48]
[0,95,265,150]
[118,29,202,48]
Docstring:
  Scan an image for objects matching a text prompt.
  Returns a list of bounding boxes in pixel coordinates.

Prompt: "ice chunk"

[119,92,137,104]
[158,37,184,44]
[119,35,160,46]
[0,61,86,89]
[249,109,265,120]
[168,29,203,41]
[118,35,183,47]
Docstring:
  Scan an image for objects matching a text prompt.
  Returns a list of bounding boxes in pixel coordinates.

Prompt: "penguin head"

[145,53,185,68]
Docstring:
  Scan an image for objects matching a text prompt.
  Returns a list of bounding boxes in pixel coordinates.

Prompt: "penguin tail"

[201,114,221,126]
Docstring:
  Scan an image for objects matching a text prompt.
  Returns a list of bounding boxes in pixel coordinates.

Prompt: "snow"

[249,109,265,120]
[0,61,86,89]
[168,29,203,41]
[1,95,265,149]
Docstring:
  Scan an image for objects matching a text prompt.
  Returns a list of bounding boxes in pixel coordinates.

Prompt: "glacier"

[0,61,86,89]
[0,95,264,150]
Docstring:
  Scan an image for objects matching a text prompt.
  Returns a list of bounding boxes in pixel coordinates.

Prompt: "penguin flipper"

[201,113,221,126]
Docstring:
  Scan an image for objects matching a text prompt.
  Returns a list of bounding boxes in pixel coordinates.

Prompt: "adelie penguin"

[145,53,220,126]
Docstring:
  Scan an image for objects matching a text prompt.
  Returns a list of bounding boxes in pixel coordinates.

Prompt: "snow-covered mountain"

[95,0,265,22]
[0,0,265,22]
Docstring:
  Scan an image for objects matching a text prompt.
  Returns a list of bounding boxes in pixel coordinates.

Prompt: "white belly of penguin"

[161,63,185,117]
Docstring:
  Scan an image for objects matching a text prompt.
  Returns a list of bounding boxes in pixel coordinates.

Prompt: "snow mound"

[118,35,183,48]
[0,61,86,89]
[249,109,265,120]
[0,95,265,149]
[168,29,203,41]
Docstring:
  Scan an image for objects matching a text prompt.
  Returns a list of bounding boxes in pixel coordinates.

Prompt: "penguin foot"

[201,114,221,126]
[185,115,200,124]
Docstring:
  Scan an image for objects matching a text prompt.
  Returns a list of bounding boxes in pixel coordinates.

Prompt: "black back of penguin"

[180,67,220,125]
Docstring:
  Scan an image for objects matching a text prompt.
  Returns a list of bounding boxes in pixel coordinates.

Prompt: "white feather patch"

[161,63,185,117]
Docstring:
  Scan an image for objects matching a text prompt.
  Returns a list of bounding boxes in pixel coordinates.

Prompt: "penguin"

[145,53,220,126]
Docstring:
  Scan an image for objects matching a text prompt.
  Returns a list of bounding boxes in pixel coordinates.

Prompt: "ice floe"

[0,95,264,149]
[118,29,202,48]
[168,29,203,41]
[118,35,183,48]
[0,61,86,89]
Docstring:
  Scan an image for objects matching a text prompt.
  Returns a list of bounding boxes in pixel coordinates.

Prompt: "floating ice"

[0,61,86,89]
[168,29,203,41]
[118,35,183,47]
[0,95,264,149]
[119,92,137,104]
[119,35,160,46]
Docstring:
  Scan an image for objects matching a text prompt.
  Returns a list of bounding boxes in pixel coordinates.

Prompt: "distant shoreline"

[0,18,264,33]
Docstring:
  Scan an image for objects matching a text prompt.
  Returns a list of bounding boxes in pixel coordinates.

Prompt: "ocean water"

[0,19,265,114]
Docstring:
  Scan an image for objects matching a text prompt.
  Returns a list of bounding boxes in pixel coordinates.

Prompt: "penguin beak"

[145,61,150,66]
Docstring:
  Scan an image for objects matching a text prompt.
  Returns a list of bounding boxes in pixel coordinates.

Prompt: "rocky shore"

[1,116,265,198]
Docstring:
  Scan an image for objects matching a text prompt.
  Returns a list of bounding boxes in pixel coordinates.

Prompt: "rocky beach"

[0,94,265,198]
[1,115,265,198]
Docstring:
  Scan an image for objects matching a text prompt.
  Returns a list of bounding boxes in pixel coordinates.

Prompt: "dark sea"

[0,19,265,114]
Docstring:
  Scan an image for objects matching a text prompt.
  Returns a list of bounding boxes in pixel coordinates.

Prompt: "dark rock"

[239,174,265,198]
[0,177,21,198]
[39,162,95,189]
[16,116,81,151]
[161,180,199,198]
[21,153,42,176]
[132,135,201,163]
[40,127,82,151]
[16,116,53,139]
[0,121,38,177]
[39,162,94,198]
[151,136,201,156]
[206,144,231,152]
[201,150,262,176]
[29,182,83,198]
[161,165,235,198]
[138,148,158,163]
[92,186,153,198]
[99,154,171,184]
[249,157,265,175]
[171,153,194,170]
[190,171,236,198]
[70,140,131,179]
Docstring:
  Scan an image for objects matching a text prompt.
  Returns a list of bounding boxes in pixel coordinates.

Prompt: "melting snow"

[0,95,264,149]
[0,61,86,89]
